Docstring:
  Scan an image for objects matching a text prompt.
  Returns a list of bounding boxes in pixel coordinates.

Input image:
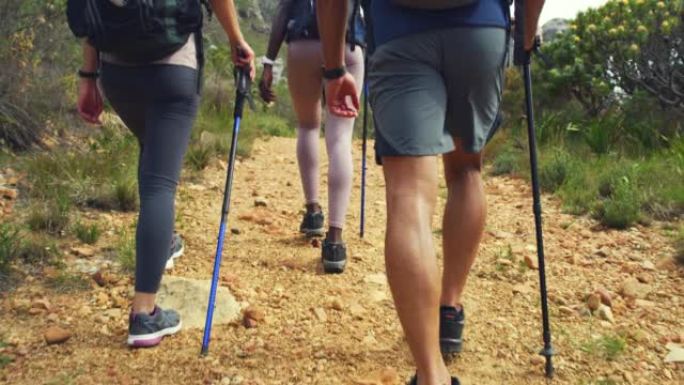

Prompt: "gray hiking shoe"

[322,239,346,274]
[300,211,324,237]
[165,233,184,270]
[127,306,182,348]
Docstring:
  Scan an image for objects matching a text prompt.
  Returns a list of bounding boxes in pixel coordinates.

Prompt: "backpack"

[66,0,210,63]
[285,0,365,48]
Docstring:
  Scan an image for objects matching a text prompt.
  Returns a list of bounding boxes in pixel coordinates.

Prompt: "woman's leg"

[134,66,199,301]
[324,45,364,242]
[287,41,324,215]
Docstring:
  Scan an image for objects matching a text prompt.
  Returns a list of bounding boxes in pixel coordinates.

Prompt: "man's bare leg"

[383,156,450,385]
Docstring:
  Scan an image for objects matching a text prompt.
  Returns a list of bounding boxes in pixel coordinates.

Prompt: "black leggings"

[101,63,199,293]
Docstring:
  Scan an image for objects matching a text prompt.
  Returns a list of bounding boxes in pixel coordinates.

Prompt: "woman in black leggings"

[76,0,254,348]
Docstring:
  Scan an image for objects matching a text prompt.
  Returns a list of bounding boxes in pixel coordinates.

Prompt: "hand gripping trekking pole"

[201,65,251,355]
[360,56,369,238]
[514,0,554,378]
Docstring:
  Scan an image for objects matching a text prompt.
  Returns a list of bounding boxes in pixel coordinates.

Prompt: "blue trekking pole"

[514,0,554,378]
[359,68,369,238]
[201,65,251,355]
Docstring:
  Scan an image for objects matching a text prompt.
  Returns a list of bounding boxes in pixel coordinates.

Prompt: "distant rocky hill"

[542,18,570,43]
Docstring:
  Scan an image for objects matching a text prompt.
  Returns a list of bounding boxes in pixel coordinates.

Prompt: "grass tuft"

[73,222,101,245]
[45,271,90,293]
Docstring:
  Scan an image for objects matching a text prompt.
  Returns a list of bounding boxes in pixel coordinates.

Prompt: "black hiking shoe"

[300,211,324,237]
[408,375,460,385]
[165,233,185,270]
[440,306,465,356]
[127,306,182,348]
[322,239,346,274]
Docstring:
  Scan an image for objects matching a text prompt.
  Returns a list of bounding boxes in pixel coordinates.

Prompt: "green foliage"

[0,224,20,275]
[116,228,136,273]
[45,271,91,293]
[73,222,101,245]
[596,175,641,228]
[17,233,59,264]
[675,224,684,264]
[21,124,139,213]
[542,0,683,117]
[581,334,627,361]
[26,197,71,235]
[540,148,572,192]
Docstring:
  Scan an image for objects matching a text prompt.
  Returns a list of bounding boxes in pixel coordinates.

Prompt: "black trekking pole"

[359,55,369,238]
[201,65,251,356]
[514,0,554,378]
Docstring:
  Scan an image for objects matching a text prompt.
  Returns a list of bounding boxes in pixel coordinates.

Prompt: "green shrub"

[18,234,59,264]
[186,142,213,171]
[0,224,20,275]
[114,176,138,212]
[596,177,641,229]
[583,116,616,155]
[540,148,572,193]
[675,224,684,265]
[74,222,101,245]
[491,148,521,176]
[581,334,627,362]
[45,271,90,293]
[116,228,136,273]
[26,199,70,235]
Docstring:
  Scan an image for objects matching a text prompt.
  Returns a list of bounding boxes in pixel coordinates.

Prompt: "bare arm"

[210,0,245,44]
[265,0,294,61]
[316,0,359,117]
[81,40,98,72]
[209,0,255,74]
[524,0,545,50]
[316,0,348,71]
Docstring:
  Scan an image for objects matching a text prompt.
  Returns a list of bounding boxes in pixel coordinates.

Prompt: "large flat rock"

[156,275,240,329]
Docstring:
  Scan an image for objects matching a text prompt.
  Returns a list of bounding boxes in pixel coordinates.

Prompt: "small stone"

[0,187,18,200]
[254,197,268,207]
[71,246,96,258]
[349,303,365,319]
[92,271,107,287]
[596,288,612,307]
[636,272,652,284]
[312,307,327,322]
[44,326,71,345]
[524,255,538,270]
[243,306,265,322]
[664,344,684,363]
[231,228,241,235]
[242,316,257,329]
[330,299,344,311]
[530,355,545,365]
[596,304,614,323]
[47,313,59,323]
[558,306,575,316]
[364,273,387,286]
[641,260,655,271]
[621,277,652,299]
[587,294,601,311]
[311,238,320,248]
[28,307,43,315]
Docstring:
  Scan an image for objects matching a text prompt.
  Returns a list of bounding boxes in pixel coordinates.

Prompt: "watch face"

[109,0,128,7]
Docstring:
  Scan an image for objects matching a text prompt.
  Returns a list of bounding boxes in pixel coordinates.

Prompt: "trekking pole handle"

[233,66,251,118]
[513,0,529,66]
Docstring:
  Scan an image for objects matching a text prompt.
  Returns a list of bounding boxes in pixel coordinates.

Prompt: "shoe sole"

[322,259,346,274]
[440,337,463,356]
[165,243,185,270]
[127,321,182,348]
[300,228,325,237]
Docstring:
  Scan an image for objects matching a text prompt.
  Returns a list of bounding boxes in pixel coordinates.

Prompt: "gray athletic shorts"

[368,27,508,159]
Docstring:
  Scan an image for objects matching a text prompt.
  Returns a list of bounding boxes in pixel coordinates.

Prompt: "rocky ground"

[1,137,682,385]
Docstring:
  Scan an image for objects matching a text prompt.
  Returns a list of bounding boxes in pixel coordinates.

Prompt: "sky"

[539,0,610,24]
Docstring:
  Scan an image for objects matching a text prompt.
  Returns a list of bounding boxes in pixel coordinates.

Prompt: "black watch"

[78,69,100,79]
[322,66,346,80]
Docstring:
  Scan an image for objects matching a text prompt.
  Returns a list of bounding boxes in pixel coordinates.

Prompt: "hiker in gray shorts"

[317,0,546,383]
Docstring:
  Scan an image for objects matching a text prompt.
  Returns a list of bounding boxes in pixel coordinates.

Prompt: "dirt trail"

[1,137,682,385]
